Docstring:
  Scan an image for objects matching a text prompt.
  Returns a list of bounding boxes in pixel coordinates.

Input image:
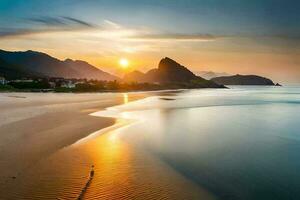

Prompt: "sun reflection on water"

[80,126,135,199]
[123,93,129,104]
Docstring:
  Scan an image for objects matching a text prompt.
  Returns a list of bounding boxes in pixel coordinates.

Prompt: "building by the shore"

[61,80,76,88]
[0,77,7,85]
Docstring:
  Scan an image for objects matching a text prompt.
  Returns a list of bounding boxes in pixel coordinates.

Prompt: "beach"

[0,91,215,200]
[0,92,145,176]
[3,87,299,200]
[0,92,141,199]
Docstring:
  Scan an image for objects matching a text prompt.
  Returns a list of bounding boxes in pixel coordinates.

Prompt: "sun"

[119,58,129,69]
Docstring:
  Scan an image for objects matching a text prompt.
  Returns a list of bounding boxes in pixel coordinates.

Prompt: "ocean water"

[3,86,300,200]
[93,86,300,200]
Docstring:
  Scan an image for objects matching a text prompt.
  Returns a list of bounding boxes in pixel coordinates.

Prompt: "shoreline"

[0,88,188,94]
[0,92,150,187]
[0,90,217,199]
[68,96,217,200]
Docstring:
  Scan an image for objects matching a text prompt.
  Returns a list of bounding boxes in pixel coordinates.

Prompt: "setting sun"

[119,58,129,69]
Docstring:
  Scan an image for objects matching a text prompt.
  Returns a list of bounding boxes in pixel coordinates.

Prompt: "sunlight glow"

[119,58,129,69]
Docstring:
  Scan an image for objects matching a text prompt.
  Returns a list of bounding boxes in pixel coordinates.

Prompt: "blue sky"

[1,0,299,37]
[0,0,299,83]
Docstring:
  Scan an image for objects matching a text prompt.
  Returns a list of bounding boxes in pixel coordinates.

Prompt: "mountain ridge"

[0,49,118,80]
[124,57,225,88]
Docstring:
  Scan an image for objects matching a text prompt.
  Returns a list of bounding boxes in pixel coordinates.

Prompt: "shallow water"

[93,86,300,200]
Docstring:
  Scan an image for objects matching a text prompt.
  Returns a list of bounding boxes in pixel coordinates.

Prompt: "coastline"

[0,91,216,200]
[0,92,150,193]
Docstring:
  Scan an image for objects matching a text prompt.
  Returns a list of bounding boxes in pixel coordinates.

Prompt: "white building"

[61,80,75,88]
[0,77,6,85]
[12,79,34,83]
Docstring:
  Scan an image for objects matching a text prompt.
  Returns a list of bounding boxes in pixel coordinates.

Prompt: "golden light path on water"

[123,93,129,104]
[68,93,215,199]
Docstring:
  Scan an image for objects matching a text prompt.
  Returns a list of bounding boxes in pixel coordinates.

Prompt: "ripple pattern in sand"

[0,125,215,200]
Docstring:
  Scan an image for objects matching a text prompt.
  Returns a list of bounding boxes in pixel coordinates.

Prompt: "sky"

[0,0,299,83]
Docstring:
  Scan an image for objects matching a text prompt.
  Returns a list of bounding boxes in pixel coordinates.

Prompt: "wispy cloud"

[0,18,223,44]
[0,28,32,38]
[62,17,94,27]
[0,16,95,38]
[27,16,95,28]
[126,33,220,41]
[27,16,67,26]
[103,20,122,29]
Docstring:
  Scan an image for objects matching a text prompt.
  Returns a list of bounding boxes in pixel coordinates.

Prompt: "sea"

[3,86,300,200]
[92,86,300,200]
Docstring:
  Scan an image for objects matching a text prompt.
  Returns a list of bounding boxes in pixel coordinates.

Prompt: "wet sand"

[0,92,215,200]
[0,93,147,192]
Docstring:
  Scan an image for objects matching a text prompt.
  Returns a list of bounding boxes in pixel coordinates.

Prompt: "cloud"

[0,18,222,43]
[0,28,36,38]
[62,17,94,27]
[126,33,221,41]
[127,32,300,42]
[27,16,67,26]
[103,20,122,29]
[27,16,95,28]
[0,16,95,39]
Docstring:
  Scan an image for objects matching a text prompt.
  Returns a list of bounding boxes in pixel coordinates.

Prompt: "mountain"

[0,50,118,80]
[211,74,277,85]
[196,71,231,80]
[124,57,225,88]
[154,57,199,83]
[123,70,147,83]
[63,59,118,80]
[0,58,43,79]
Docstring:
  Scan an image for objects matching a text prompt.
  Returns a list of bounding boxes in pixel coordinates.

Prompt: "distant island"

[0,50,225,92]
[211,74,281,86]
